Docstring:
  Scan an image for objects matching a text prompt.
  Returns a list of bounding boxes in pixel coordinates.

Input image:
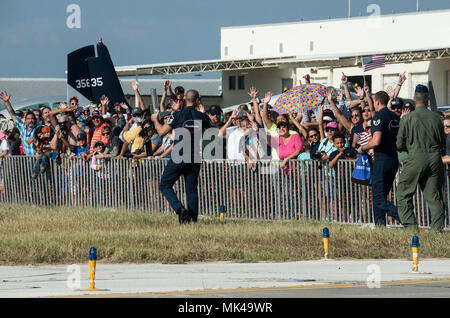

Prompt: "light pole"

[348,0,351,17]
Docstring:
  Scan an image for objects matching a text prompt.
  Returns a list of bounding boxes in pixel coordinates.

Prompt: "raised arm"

[99,95,110,115]
[328,92,352,132]
[1,92,16,122]
[218,109,237,138]
[132,81,147,111]
[303,74,311,84]
[248,87,263,127]
[363,83,375,115]
[288,112,308,140]
[150,112,173,137]
[160,80,169,112]
[49,102,77,127]
[341,73,352,102]
[392,72,406,99]
[261,91,273,129]
[318,104,325,141]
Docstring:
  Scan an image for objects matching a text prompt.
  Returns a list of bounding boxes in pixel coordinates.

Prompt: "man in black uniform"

[151,89,212,223]
[357,91,401,226]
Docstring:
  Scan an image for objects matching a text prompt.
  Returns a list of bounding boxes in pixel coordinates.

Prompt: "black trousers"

[159,160,201,220]
[371,154,399,225]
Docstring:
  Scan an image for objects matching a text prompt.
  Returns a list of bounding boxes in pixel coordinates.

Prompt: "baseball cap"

[208,105,222,115]
[326,121,338,130]
[92,110,102,118]
[415,84,429,94]
[323,109,335,119]
[390,98,404,109]
[15,110,24,118]
[77,132,87,140]
[132,108,143,116]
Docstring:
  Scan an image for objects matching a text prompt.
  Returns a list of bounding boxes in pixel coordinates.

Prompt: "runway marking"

[52,277,450,298]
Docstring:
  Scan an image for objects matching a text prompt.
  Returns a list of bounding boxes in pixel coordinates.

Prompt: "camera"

[312,151,325,160]
[343,147,357,159]
[58,122,68,133]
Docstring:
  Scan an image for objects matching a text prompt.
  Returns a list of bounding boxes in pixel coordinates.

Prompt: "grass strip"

[0,204,448,265]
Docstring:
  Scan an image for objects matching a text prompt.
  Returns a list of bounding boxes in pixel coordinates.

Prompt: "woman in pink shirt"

[275,121,304,170]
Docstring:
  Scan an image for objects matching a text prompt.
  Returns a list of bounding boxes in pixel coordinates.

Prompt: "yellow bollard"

[219,205,226,223]
[411,236,420,273]
[89,250,96,289]
[78,247,107,291]
[322,228,330,260]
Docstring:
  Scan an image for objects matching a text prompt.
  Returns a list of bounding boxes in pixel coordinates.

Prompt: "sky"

[0,0,449,79]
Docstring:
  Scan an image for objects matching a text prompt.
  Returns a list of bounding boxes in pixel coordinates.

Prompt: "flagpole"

[348,0,351,17]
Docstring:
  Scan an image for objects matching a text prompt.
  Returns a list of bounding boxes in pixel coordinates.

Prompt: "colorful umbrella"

[273,83,338,114]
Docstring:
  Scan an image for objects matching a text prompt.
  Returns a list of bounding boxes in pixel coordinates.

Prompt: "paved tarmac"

[1,259,450,298]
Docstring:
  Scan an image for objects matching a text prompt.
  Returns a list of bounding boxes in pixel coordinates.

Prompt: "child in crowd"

[0,130,10,158]
[32,126,52,179]
[90,140,105,170]
[328,132,357,169]
[297,142,311,160]
[69,132,90,159]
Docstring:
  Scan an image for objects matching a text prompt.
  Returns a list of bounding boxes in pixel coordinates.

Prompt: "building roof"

[220,8,450,30]
[114,47,450,77]
[0,78,222,104]
[114,58,286,77]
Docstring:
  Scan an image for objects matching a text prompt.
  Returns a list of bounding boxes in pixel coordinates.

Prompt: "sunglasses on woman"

[102,132,111,136]
[308,133,319,139]
[276,122,288,129]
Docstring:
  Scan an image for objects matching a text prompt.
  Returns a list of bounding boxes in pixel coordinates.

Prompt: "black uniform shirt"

[167,106,213,163]
[371,107,400,158]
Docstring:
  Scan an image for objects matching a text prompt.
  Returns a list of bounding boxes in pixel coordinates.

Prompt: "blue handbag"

[351,153,372,185]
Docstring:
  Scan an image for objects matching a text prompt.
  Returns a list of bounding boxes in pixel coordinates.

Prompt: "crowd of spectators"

[0,73,449,180]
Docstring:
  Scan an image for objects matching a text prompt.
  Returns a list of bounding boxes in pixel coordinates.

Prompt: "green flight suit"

[396,106,446,232]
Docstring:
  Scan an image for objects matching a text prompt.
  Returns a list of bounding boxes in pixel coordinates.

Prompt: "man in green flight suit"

[396,84,446,232]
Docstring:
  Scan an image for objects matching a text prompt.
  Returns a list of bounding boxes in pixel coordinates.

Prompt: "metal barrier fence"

[0,156,448,229]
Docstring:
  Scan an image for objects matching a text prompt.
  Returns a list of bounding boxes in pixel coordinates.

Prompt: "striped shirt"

[15,118,41,156]
[89,123,109,153]
[351,123,372,146]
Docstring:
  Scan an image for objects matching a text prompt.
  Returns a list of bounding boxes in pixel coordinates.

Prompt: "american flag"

[362,55,385,72]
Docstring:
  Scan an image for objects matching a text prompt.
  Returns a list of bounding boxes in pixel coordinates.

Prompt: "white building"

[219,9,450,108]
[116,9,450,109]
